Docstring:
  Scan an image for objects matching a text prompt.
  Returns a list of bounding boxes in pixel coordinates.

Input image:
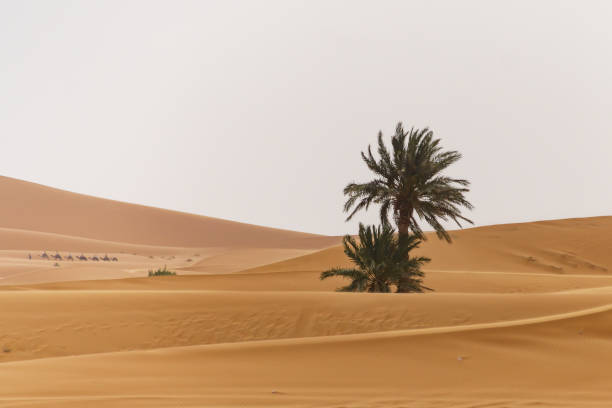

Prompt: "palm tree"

[344,123,473,243]
[320,223,430,293]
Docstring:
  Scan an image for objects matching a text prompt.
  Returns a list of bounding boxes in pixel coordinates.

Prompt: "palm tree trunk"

[396,205,412,236]
[396,207,412,293]
[398,219,410,237]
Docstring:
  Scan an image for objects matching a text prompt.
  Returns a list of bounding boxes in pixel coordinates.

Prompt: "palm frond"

[343,122,473,243]
[321,223,430,293]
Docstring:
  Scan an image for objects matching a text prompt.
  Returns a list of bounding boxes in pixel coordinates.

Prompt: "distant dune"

[0,176,338,248]
[1,177,612,407]
[247,216,612,275]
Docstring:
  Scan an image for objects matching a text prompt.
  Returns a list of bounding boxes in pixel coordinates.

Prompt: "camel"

[66,254,74,261]
[52,253,62,261]
[40,251,49,260]
[90,255,100,261]
[101,254,111,262]
[111,257,118,262]
[76,254,87,261]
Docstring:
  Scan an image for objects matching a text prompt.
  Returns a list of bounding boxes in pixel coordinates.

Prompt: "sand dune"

[0,176,338,248]
[1,290,610,362]
[246,216,612,276]
[0,227,189,254]
[0,177,340,284]
[1,178,612,406]
[182,248,316,274]
[419,216,612,274]
[16,268,612,294]
[1,301,612,407]
[0,246,323,285]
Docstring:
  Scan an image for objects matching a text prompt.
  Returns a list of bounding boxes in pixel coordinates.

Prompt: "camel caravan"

[35,251,118,262]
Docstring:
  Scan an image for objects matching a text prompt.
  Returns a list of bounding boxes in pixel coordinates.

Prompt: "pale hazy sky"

[1,1,611,235]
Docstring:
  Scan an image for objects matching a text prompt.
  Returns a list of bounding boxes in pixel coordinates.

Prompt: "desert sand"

[0,176,611,407]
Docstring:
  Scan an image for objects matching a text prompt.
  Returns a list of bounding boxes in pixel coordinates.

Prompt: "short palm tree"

[320,223,430,293]
[344,123,473,243]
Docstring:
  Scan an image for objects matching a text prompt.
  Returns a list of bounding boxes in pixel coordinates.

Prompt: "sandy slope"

[0,178,611,406]
[1,290,611,363]
[0,177,341,283]
[0,176,338,248]
[245,216,612,275]
[0,246,320,285]
[16,269,612,294]
[1,301,612,407]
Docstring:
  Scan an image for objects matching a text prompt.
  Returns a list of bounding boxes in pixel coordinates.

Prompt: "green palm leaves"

[329,123,473,293]
[320,223,430,293]
[344,123,473,242]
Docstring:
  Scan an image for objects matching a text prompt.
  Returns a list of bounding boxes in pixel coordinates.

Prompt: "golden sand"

[0,176,611,407]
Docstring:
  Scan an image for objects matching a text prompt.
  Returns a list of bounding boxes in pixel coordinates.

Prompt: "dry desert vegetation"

[0,162,612,407]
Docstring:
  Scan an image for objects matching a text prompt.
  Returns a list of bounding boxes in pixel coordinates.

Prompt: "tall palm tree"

[344,123,473,243]
[320,223,430,293]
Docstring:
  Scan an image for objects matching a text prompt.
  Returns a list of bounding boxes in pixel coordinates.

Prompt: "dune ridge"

[0,176,338,248]
[245,216,612,275]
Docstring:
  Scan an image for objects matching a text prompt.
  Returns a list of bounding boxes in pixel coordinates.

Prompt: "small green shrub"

[53,262,60,267]
[148,266,176,277]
